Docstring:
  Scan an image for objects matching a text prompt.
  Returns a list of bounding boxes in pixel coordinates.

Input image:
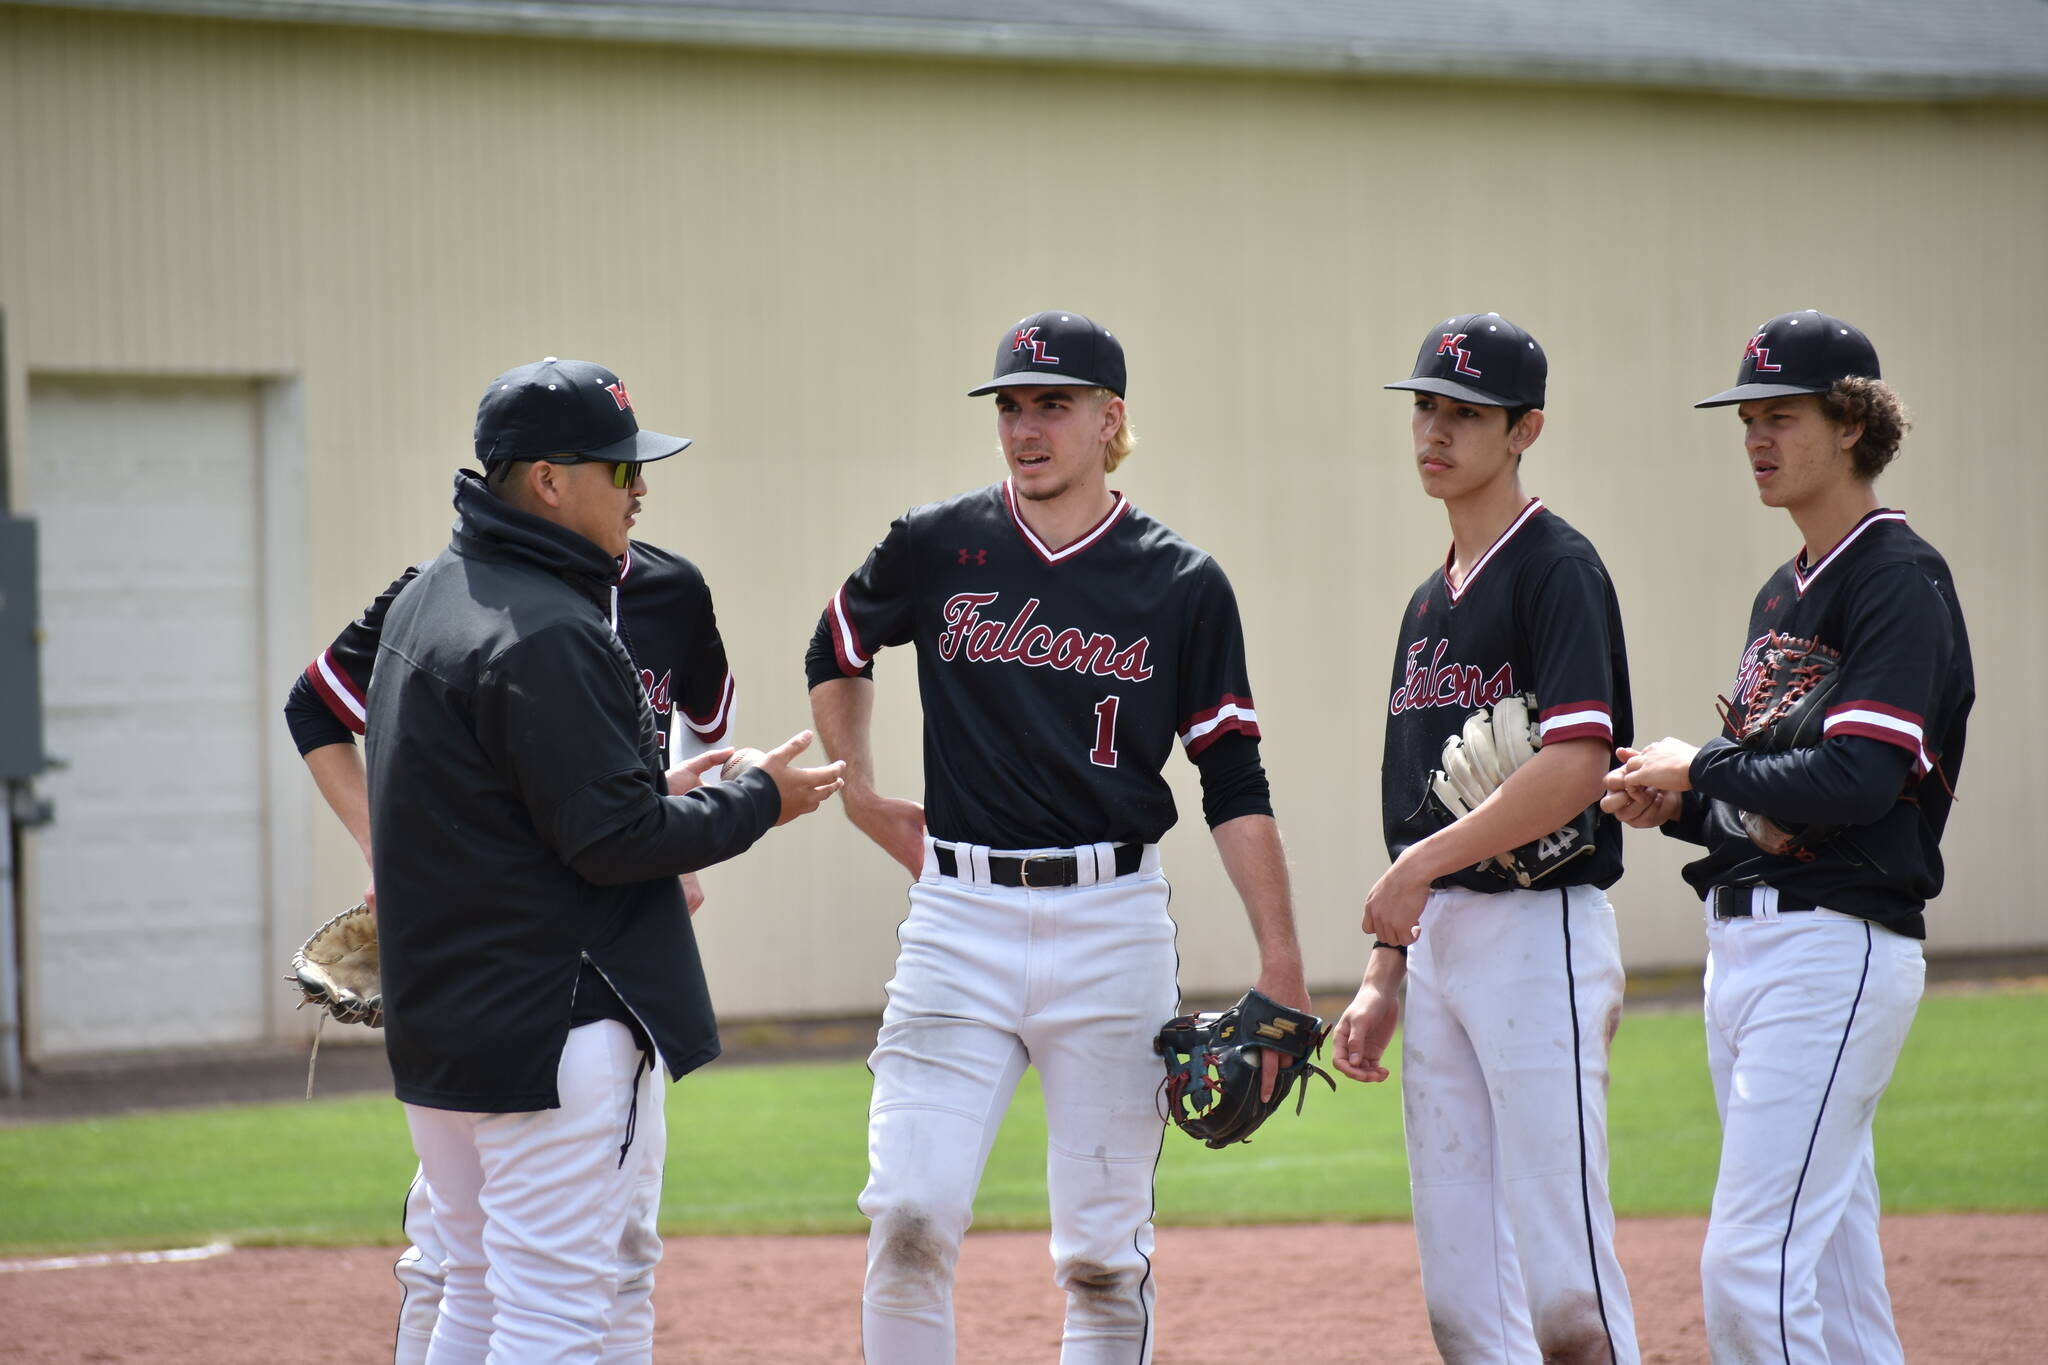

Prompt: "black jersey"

[1382,498,1632,893]
[807,480,1260,848]
[614,542,736,755]
[291,540,733,760]
[1670,509,1973,938]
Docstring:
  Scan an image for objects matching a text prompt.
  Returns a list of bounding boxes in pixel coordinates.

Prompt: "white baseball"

[721,746,766,781]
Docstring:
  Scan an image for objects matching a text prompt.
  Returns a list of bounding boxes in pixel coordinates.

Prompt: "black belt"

[1710,885,1819,920]
[934,843,1142,888]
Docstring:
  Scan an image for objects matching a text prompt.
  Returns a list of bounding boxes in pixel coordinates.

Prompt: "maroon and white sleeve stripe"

[1823,699,1931,774]
[679,669,736,744]
[1537,700,1612,745]
[305,649,368,735]
[1179,694,1260,758]
[827,584,871,677]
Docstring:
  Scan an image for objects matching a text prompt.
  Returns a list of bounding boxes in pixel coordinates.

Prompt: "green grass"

[1,987,2041,1256]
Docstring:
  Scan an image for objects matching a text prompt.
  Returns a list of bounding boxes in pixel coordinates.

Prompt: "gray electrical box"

[0,517,46,780]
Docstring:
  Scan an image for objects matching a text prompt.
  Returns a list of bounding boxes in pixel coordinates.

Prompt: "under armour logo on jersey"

[605,381,634,410]
[958,548,987,566]
[1012,326,1061,365]
[1743,335,1782,373]
[1436,333,1482,378]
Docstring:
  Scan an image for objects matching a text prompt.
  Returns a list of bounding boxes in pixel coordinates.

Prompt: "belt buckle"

[1019,854,1063,889]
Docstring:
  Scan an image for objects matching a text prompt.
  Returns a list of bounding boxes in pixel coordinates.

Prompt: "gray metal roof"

[27,0,2048,100]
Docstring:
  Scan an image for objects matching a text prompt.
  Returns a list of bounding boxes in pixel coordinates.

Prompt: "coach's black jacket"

[366,471,779,1112]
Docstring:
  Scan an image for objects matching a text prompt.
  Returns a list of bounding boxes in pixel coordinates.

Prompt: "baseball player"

[806,310,1312,1365]
[284,536,736,1364]
[1332,314,1642,1364]
[362,356,842,1363]
[1605,312,1973,1363]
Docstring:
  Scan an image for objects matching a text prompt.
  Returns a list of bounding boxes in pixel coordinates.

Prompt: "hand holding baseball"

[720,746,765,781]
[665,747,731,796]
[757,729,847,826]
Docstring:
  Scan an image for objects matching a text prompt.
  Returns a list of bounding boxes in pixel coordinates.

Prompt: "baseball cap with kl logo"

[968,310,1127,398]
[474,357,692,467]
[1695,310,1880,407]
[1384,313,1547,410]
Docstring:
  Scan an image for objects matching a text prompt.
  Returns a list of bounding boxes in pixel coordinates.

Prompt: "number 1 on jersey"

[1090,694,1121,768]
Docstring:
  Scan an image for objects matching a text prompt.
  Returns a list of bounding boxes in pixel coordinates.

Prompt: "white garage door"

[27,379,268,1056]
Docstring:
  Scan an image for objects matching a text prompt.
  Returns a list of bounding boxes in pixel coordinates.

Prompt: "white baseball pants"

[402,1020,666,1365]
[1402,884,1640,1365]
[1700,900,1924,1364]
[391,1159,664,1365]
[860,839,1177,1365]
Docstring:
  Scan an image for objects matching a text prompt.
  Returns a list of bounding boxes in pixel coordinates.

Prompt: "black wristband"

[1371,940,1409,957]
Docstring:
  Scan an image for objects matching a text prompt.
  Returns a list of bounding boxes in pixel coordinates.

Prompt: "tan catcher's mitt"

[288,902,383,1029]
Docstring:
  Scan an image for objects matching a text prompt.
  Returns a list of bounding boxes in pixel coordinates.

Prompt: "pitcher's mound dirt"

[1,1215,2039,1363]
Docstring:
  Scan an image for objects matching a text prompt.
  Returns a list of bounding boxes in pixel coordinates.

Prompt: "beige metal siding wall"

[3,6,2041,1022]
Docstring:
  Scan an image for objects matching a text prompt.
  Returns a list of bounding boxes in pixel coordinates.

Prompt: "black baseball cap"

[968,310,1127,398]
[1384,313,1547,410]
[473,357,691,467]
[1696,311,1880,408]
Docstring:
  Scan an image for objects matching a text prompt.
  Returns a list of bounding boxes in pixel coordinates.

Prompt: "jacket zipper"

[583,951,659,1169]
[582,951,660,1063]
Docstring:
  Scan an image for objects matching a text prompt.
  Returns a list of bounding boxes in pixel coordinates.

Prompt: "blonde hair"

[1094,389,1138,472]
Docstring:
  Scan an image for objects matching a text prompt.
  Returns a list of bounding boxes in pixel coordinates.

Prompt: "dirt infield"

[2,1214,2040,1363]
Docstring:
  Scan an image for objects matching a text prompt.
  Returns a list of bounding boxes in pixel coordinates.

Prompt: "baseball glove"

[288,902,383,1029]
[1155,989,1334,1149]
[1429,693,1597,888]
[1716,632,1844,857]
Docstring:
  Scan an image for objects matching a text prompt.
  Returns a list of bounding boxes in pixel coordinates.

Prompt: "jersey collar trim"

[1793,508,1905,596]
[1443,497,1545,603]
[1003,478,1131,565]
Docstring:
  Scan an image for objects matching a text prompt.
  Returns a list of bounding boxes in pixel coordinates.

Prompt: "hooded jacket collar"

[449,469,620,607]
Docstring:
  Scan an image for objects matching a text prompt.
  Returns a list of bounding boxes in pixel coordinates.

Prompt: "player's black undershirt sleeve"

[1193,732,1272,827]
[284,673,355,755]
[1688,735,1915,827]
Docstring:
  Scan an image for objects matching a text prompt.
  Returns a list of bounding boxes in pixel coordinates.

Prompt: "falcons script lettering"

[937,592,1155,681]
[1389,637,1514,715]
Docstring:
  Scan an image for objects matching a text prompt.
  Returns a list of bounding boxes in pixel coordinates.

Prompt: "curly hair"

[1818,377,1910,481]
